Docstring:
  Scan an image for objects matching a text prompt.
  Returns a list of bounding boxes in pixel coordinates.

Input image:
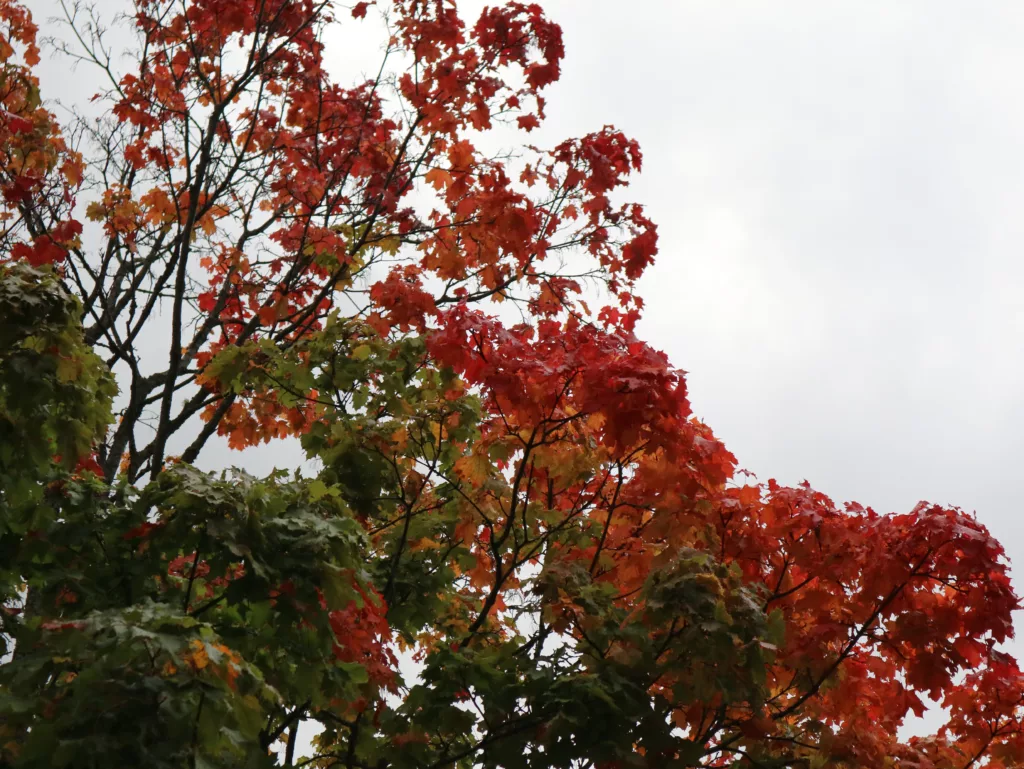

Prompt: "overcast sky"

[519,1,1024,569]
[34,0,1024,712]
[523,4,1024,699]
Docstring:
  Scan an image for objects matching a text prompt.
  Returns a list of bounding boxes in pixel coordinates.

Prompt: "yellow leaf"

[85,201,106,221]
[424,167,452,191]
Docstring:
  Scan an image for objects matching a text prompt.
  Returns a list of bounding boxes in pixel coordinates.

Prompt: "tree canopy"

[1,1,1022,767]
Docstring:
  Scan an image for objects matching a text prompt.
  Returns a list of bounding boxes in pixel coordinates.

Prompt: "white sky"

[31,0,1024,736]
[539,0,1024,582]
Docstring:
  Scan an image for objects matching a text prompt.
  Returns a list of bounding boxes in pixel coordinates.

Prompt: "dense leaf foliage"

[1,1,1021,767]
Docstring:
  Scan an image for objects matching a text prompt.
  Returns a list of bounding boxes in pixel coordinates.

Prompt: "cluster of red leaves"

[394,0,562,134]
[206,396,321,451]
[428,305,706,460]
[328,585,399,693]
[425,298,1023,765]
[684,483,1021,764]
[85,0,656,452]
[0,1,83,267]
[166,552,246,603]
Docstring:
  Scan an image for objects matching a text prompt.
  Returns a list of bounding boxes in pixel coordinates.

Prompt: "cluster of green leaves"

[0,268,391,765]
[1,461,379,767]
[377,552,779,769]
[0,262,114,521]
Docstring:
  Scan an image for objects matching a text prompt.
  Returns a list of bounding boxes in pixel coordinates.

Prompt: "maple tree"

[1,0,1022,767]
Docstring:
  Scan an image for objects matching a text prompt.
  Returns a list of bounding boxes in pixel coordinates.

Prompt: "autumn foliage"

[1,1,1022,767]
